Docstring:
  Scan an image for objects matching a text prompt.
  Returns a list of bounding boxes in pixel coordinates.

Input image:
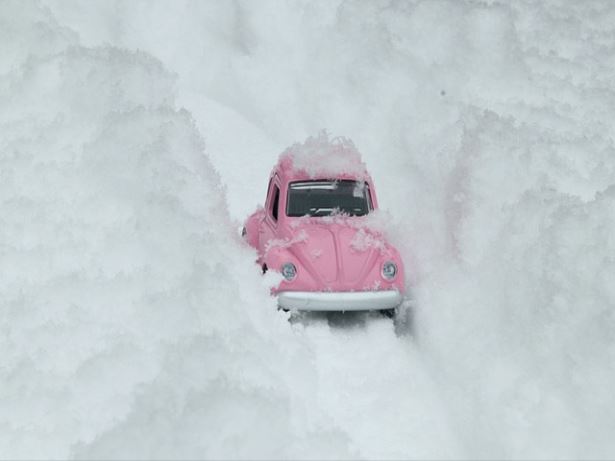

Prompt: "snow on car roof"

[276,131,371,181]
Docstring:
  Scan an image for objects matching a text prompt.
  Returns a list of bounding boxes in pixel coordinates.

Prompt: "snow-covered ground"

[2,1,615,458]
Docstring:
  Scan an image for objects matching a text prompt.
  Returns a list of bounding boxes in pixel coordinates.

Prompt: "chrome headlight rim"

[281,262,297,281]
[381,261,397,280]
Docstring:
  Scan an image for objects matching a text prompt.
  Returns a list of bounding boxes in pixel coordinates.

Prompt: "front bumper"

[277,290,403,312]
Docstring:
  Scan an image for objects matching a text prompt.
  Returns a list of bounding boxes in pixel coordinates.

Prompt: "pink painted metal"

[243,147,405,307]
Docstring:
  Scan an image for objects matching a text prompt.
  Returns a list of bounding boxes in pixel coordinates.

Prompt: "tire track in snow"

[293,313,462,459]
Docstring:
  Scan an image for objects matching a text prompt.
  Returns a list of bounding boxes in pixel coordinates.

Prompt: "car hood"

[278,221,393,289]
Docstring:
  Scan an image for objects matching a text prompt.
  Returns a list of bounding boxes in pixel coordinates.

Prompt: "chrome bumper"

[277,290,403,311]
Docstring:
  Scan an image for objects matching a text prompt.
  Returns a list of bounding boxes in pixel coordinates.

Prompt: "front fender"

[381,244,405,294]
[243,208,265,250]
[262,246,319,294]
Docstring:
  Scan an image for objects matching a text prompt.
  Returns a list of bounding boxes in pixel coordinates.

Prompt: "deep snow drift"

[2,0,615,459]
[0,4,352,458]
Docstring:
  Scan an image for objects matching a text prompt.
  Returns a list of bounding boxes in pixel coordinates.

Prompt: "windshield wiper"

[309,207,334,216]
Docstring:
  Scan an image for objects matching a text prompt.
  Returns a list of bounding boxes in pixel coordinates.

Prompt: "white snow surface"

[279,132,370,180]
[2,0,615,459]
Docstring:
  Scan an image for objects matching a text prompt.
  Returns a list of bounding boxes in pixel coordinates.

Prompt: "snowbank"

[418,112,615,458]
[0,4,351,459]
[4,0,615,459]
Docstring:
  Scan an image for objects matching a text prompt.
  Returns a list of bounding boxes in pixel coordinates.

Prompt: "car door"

[259,175,281,258]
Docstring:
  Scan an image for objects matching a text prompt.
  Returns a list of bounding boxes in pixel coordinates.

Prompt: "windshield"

[286,180,371,217]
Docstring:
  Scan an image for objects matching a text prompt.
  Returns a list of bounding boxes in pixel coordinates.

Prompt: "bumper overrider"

[277,290,403,311]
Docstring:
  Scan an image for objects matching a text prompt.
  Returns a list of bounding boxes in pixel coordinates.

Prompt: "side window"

[271,185,280,221]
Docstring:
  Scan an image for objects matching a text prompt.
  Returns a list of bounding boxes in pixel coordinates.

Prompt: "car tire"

[393,298,414,336]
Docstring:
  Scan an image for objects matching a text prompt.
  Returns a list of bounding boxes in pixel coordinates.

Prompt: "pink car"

[243,135,405,314]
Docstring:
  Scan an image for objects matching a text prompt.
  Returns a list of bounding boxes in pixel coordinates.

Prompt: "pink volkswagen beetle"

[243,134,405,315]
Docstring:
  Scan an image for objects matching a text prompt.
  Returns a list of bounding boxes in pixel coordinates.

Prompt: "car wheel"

[393,298,414,336]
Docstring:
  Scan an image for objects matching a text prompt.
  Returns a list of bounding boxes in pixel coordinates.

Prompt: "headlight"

[382,261,397,280]
[281,262,297,281]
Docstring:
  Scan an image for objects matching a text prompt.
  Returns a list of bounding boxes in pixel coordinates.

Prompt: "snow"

[277,132,370,180]
[2,0,615,459]
[265,229,309,254]
[349,228,386,253]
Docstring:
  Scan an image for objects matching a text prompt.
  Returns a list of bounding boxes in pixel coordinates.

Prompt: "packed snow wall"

[0,3,356,458]
[3,0,615,459]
